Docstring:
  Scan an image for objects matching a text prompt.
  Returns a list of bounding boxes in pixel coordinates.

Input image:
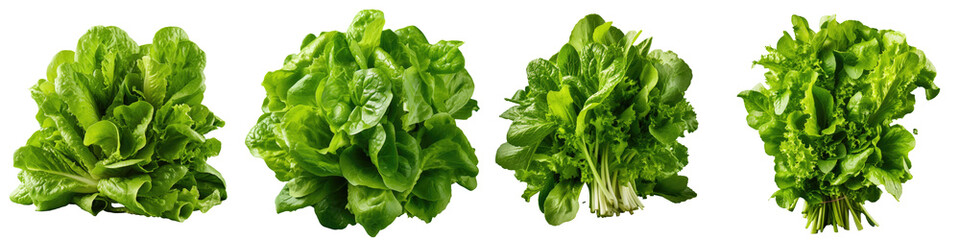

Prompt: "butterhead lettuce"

[246,9,479,237]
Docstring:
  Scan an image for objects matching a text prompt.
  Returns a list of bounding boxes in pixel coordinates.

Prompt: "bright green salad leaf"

[740,15,937,233]
[246,9,479,237]
[11,26,226,221]
[497,14,698,225]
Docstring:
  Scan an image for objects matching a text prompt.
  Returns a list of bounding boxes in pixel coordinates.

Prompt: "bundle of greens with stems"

[10,26,227,221]
[739,15,939,233]
[497,14,698,225]
[246,9,479,236]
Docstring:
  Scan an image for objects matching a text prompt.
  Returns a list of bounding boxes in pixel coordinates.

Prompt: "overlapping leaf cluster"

[739,15,939,233]
[246,10,479,237]
[497,14,698,225]
[10,26,227,221]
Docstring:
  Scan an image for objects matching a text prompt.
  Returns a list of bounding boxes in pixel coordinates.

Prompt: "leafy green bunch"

[10,26,227,221]
[497,14,698,225]
[739,15,939,233]
[246,9,479,236]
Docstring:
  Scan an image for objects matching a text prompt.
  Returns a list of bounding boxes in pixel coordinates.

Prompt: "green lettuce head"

[11,26,227,222]
[246,9,479,237]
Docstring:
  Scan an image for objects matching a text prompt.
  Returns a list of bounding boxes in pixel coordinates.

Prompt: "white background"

[1,0,957,239]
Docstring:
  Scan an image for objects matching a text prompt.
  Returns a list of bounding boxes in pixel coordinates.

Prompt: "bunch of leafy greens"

[497,14,698,225]
[10,26,227,221]
[739,15,938,233]
[246,9,478,237]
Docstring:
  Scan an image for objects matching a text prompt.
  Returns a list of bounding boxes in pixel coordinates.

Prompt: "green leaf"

[13,146,94,185]
[150,27,191,64]
[73,193,107,215]
[347,184,402,237]
[555,44,580,76]
[97,175,153,215]
[339,146,387,189]
[286,74,323,106]
[404,194,450,223]
[346,9,385,59]
[506,117,556,146]
[246,113,296,181]
[400,68,434,127]
[450,99,478,120]
[12,147,98,210]
[877,125,915,162]
[281,105,338,154]
[277,177,345,213]
[526,59,561,92]
[568,14,606,52]
[865,167,903,201]
[75,26,138,77]
[140,55,171,108]
[290,144,341,177]
[395,25,428,45]
[10,184,32,205]
[344,69,393,135]
[831,148,873,185]
[377,122,421,192]
[421,139,479,178]
[157,123,205,160]
[83,120,120,155]
[112,101,154,157]
[649,121,683,144]
[432,69,474,114]
[649,50,693,105]
[546,85,576,124]
[495,143,535,171]
[17,171,96,211]
[882,170,903,201]
[791,15,813,43]
[426,41,466,74]
[776,31,797,58]
[653,175,697,203]
[46,50,75,83]
[411,170,453,202]
[543,179,582,226]
[193,162,227,200]
[591,21,620,45]
[262,70,299,111]
[772,188,799,211]
[53,63,101,128]
[799,72,834,136]
[635,61,659,117]
[312,186,355,229]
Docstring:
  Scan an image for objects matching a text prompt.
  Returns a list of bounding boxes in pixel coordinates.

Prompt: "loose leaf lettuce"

[246,9,479,237]
[11,26,227,221]
[739,15,938,233]
[497,14,698,225]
